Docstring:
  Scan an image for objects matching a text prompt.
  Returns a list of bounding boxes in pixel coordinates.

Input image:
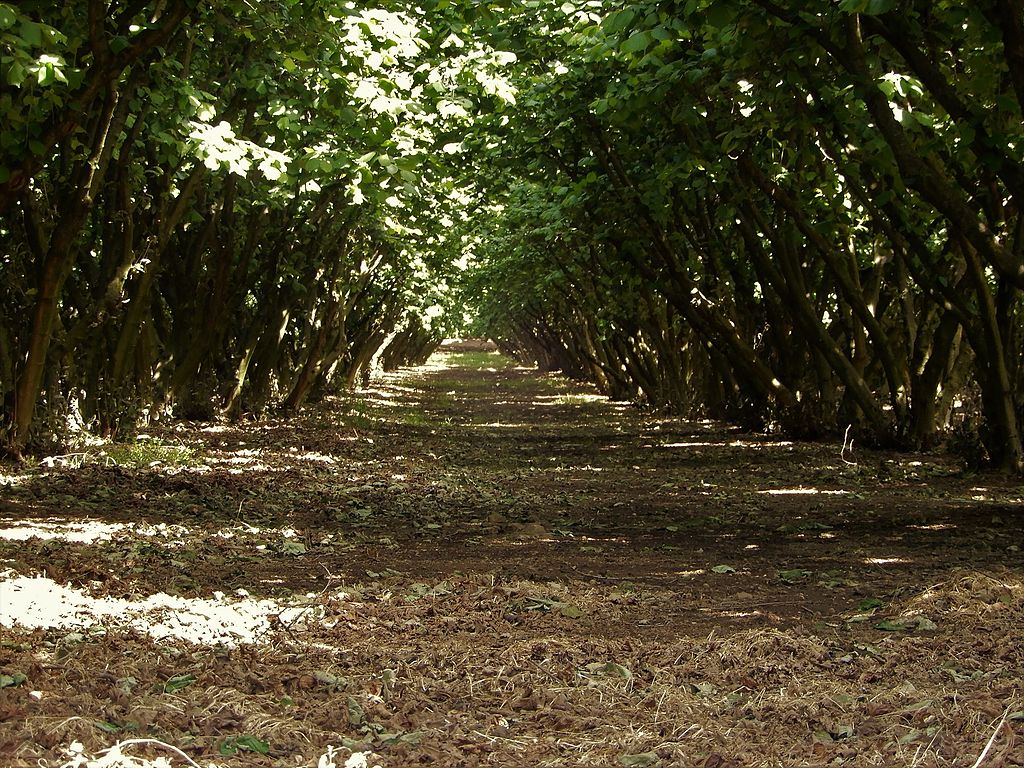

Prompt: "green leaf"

[94,720,121,733]
[347,696,365,726]
[0,5,16,31]
[838,0,895,13]
[378,728,424,747]
[778,569,811,583]
[858,597,884,611]
[233,735,269,754]
[0,672,27,688]
[603,8,636,35]
[586,661,632,679]
[898,728,925,745]
[911,111,935,128]
[219,735,270,755]
[5,61,27,87]
[19,19,41,46]
[162,673,196,693]
[705,2,737,28]
[711,564,735,574]
[866,0,896,13]
[621,30,653,55]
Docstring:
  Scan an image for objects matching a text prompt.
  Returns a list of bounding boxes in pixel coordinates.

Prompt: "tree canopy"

[1,0,1022,472]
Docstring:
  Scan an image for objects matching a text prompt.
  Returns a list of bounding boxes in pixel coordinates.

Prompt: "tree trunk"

[8,83,126,453]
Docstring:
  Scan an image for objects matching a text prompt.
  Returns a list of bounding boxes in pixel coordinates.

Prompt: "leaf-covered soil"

[1,346,1023,767]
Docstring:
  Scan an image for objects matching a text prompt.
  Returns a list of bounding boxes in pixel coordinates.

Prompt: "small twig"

[841,424,857,465]
[970,708,1011,768]
[319,562,344,584]
[100,738,205,768]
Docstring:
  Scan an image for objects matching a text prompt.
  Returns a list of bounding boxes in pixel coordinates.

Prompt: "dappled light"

[654,439,796,450]
[2,0,1024,761]
[531,393,606,404]
[1,350,1022,766]
[758,488,851,496]
[656,440,718,449]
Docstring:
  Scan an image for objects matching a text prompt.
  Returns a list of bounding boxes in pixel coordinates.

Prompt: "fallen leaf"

[219,735,269,755]
[585,661,632,679]
[162,674,196,693]
[687,681,717,696]
[314,671,344,687]
[281,540,306,555]
[0,673,26,689]
[347,696,365,726]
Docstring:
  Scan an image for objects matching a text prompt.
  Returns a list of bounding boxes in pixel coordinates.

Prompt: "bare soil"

[1,349,1022,767]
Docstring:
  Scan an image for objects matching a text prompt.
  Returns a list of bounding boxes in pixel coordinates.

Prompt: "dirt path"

[1,349,1022,766]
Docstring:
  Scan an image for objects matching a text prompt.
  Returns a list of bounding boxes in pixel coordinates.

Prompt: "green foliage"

[445,0,1024,468]
[838,0,896,15]
[0,0,529,451]
[101,442,198,470]
[0,0,1022,470]
[219,735,270,755]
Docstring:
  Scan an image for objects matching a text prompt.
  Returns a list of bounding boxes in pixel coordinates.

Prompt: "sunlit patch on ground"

[758,487,850,495]
[0,471,32,487]
[0,519,126,543]
[0,573,316,646]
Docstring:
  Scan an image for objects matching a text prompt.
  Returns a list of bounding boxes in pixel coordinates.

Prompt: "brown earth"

[0,349,1022,767]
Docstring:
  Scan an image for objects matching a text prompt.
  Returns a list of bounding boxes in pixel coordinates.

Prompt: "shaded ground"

[1,348,1022,767]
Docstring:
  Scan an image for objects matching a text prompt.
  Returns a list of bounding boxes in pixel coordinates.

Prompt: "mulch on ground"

[0,349,1022,767]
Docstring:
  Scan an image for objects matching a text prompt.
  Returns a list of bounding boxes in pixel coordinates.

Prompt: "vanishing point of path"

[1,348,1022,766]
